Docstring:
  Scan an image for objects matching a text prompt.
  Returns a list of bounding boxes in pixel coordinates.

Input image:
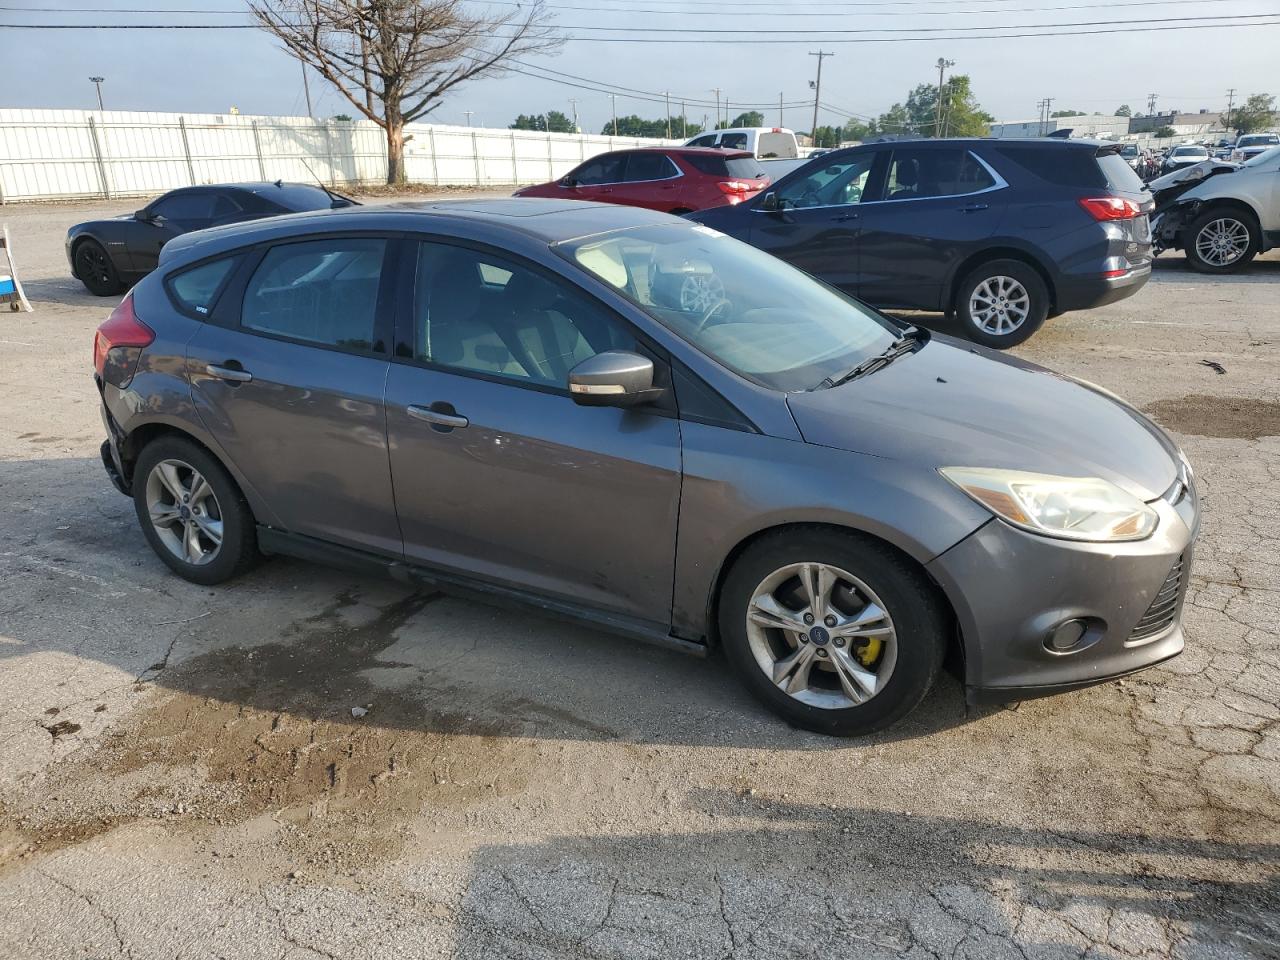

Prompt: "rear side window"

[624,153,678,181]
[168,257,238,317]
[884,149,996,200]
[241,237,386,353]
[719,133,749,150]
[151,191,217,221]
[991,146,1107,189]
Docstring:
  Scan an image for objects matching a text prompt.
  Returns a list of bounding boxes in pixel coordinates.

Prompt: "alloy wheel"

[1195,218,1250,267]
[968,275,1031,336]
[76,245,112,285]
[144,458,224,566]
[679,273,725,313]
[745,562,898,710]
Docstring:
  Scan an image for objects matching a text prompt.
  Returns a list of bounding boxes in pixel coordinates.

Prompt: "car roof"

[604,146,754,158]
[158,198,684,267]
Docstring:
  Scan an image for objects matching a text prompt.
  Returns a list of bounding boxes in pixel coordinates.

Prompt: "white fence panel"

[0,108,680,203]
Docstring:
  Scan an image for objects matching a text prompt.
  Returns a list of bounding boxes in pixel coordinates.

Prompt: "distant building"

[987,114,1131,139]
[1128,111,1225,135]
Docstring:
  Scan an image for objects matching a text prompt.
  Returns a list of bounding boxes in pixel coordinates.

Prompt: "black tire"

[953,258,1049,349]
[1183,207,1259,274]
[718,529,948,737]
[74,238,125,297]
[132,436,259,585]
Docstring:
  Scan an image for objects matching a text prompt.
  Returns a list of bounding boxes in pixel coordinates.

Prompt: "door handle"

[206,363,253,383]
[959,203,989,213]
[833,212,859,222]
[407,404,469,430]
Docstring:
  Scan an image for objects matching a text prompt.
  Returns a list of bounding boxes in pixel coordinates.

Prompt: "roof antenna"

[297,157,360,208]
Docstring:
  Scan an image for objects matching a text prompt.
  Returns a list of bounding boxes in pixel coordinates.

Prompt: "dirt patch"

[1144,395,1280,440]
[0,590,543,873]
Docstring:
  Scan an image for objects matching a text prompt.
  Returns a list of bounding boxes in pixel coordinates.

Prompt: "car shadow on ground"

[444,795,1280,958]
[0,454,1003,755]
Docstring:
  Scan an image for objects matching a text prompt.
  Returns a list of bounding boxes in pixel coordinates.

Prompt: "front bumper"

[926,478,1198,702]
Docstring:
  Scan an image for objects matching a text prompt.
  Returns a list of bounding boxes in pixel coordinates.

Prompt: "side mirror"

[760,191,780,212]
[568,351,662,408]
[134,209,154,222]
[560,176,578,188]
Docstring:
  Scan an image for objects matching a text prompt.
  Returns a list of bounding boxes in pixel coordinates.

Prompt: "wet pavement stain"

[1145,395,1280,439]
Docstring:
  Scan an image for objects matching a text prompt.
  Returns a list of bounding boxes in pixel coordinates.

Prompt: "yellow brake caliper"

[854,637,883,667]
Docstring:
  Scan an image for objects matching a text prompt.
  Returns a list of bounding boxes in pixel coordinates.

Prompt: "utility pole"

[1224,88,1236,130]
[934,57,955,138]
[609,94,617,136]
[809,51,832,146]
[568,98,579,132]
[665,91,671,140]
[725,99,730,128]
[88,76,105,112]
[681,100,687,138]
[1042,97,1054,135]
[463,110,473,127]
[711,88,721,129]
[1147,92,1159,118]
[301,60,313,118]
[779,92,784,128]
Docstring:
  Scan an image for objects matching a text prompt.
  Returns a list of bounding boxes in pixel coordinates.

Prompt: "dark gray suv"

[93,199,1198,736]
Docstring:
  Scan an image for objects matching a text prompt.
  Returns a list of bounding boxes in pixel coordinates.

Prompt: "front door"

[746,150,880,294]
[123,189,222,274]
[564,152,627,205]
[854,147,1007,310]
[186,234,401,556]
[384,239,682,625]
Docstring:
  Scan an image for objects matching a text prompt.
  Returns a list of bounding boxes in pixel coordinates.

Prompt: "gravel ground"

[1,196,1278,960]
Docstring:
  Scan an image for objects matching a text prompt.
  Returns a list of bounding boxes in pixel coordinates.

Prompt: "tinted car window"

[252,183,350,211]
[151,191,217,221]
[210,194,242,220]
[414,242,635,388]
[572,155,626,185]
[885,149,994,200]
[168,257,238,316]
[719,133,749,150]
[241,237,385,352]
[625,153,678,182]
[1096,153,1145,191]
[777,153,875,207]
[683,154,768,179]
[990,146,1107,188]
[687,135,717,147]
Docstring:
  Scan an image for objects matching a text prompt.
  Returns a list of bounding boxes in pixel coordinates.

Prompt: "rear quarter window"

[166,256,240,317]
[990,146,1107,189]
[725,157,768,179]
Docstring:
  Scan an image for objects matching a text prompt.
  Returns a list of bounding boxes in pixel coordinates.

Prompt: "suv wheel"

[74,239,125,297]
[719,530,947,736]
[954,259,1049,349]
[1185,208,1258,274]
[133,436,258,585]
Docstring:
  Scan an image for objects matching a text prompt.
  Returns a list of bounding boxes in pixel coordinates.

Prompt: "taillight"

[93,293,154,382]
[717,180,752,195]
[1078,197,1143,221]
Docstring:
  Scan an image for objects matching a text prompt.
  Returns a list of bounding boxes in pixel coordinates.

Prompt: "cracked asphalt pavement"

[1,197,1278,959]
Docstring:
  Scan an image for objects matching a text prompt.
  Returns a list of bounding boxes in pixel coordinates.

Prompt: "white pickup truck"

[684,127,813,178]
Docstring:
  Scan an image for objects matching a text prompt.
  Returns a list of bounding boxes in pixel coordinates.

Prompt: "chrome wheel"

[678,273,725,313]
[968,275,1030,336]
[144,459,223,566]
[745,562,898,710]
[1195,217,1250,267]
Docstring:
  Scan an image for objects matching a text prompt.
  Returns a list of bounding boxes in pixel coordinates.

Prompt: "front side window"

[241,237,386,352]
[414,242,635,388]
[558,223,897,392]
[168,256,239,316]
[884,148,995,200]
[571,154,626,185]
[776,153,876,208]
[624,153,678,182]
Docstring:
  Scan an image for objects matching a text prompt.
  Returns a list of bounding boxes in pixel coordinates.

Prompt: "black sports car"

[66,181,357,296]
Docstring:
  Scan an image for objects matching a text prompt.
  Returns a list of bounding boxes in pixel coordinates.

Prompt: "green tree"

[1114,104,1132,117]
[724,110,765,128]
[1153,125,1177,139]
[603,115,691,137]
[876,75,992,137]
[1232,93,1277,134]
[510,113,544,131]
[1050,110,1083,118]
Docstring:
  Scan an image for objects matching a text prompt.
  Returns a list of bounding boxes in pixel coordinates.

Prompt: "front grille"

[1128,555,1185,644]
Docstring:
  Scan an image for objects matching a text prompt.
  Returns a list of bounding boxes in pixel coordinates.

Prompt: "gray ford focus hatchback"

[93,199,1197,736]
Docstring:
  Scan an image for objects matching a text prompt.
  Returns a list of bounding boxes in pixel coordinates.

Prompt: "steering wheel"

[693,298,733,333]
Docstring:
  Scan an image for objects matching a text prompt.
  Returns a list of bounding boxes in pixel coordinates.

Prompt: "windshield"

[1243,146,1280,167]
[1173,146,1207,157]
[555,223,897,392]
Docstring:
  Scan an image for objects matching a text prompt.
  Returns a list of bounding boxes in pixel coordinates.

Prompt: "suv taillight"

[1078,197,1143,221]
[93,293,154,383]
[717,180,752,194]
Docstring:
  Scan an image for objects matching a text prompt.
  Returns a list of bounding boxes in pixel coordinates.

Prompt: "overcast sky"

[1,1,1276,133]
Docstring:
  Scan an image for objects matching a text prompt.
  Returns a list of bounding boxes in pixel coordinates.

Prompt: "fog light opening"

[1045,619,1089,653]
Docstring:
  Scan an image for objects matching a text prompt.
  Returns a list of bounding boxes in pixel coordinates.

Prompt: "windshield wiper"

[817,325,925,389]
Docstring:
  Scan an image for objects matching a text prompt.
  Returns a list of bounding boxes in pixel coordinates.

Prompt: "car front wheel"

[74,238,125,297]
[132,436,259,585]
[1184,208,1258,274]
[954,259,1049,349]
[719,530,948,736]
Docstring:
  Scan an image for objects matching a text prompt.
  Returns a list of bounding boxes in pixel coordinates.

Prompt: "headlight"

[940,467,1158,542]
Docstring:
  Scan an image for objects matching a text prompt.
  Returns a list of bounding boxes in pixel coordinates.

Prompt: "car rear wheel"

[74,239,124,297]
[1184,208,1258,274]
[719,530,948,736]
[132,436,258,585]
[954,259,1048,349]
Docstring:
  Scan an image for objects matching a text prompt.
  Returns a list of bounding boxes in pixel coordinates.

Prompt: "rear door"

[185,233,402,556]
[854,147,1007,309]
[746,150,881,294]
[613,152,683,211]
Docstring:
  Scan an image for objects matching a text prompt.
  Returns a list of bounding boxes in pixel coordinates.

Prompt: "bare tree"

[250,0,561,184]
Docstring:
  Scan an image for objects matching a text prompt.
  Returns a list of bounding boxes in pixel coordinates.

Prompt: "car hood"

[1148,158,1238,191]
[785,338,1178,501]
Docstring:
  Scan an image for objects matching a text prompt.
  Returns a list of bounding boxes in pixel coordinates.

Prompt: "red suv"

[514,147,770,214]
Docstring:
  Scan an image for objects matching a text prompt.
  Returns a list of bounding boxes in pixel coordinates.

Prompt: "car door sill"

[257,526,707,658]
